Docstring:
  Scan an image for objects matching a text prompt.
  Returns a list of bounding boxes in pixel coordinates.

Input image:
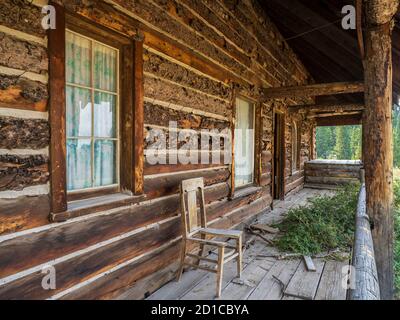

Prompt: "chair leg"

[196,243,205,266]
[176,240,186,282]
[216,246,225,298]
[236,236,242,279]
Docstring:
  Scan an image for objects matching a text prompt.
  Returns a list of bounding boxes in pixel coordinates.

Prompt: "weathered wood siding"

[0,0,313,299]
[305,160,362,187]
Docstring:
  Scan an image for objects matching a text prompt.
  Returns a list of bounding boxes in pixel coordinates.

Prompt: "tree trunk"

[363,3,397,298]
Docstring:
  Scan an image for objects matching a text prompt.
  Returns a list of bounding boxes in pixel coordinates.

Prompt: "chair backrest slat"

[180,178,206,236]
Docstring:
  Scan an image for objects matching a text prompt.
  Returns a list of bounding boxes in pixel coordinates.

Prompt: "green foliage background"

[316,107,400,166]
[316,125,362,160]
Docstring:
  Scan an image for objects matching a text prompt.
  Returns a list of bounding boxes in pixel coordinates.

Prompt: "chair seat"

[198,228,242,238]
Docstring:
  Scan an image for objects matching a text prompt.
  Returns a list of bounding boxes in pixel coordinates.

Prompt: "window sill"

[50,193,146,222]
[230,185,262,200]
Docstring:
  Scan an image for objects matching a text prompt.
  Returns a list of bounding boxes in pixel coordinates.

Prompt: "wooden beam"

[262,82,364,99]
[48,2,67,214]
[316,114,362,127]
[309,111,362,119]
[363,0,399,300]
[289,102,365,114]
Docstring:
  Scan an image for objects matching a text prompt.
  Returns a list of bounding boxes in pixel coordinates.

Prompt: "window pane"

[94,140,117,187]
[66,86,92,137]
[67,139,92,191]
[94,92,116,138]
[234,99,254,187]
[66,32,91,86]
[94,42,117,92]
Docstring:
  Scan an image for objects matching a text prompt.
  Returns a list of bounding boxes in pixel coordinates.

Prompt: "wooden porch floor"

[147,188,350,300]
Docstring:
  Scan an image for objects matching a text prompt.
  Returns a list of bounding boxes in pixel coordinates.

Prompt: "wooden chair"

[176,177,243,297]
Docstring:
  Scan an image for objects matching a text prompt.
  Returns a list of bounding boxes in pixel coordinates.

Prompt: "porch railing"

[348,171,380,300]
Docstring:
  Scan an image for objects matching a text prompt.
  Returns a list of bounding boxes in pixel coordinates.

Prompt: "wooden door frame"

[272,109,286,200]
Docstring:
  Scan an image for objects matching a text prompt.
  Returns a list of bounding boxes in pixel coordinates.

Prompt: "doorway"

[273,112,285,200]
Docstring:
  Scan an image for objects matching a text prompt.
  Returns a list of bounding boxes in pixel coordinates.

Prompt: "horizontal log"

[144,150,230,174]
[316,114,362,126]
[262,82,364,99]
[0,182,229,279]
[216,0,304,83]
[0,0,46,37]
[305,176,360,185]
[0,117,49,149]
[178,0,290,87]
[207,188,264,222]
[60,242,180,300]
[0,195,50,236]
[285,176,305,194]
[0,155,49,191]
[68,1,243,85]
[144,128,230,150]
[0,74,48,111]
[144,76,231,117]
[0,218,181,300]
[0,182,263,299]
[210,195,272,230]
[144,161,225,176]
[144,49,230,100]
[309,111,362,119]
[151,0,251,68]
[144,167,230,199]
[0,32,48,74]
[289,102,365,114]
[112,0,250,79]
[144,101,229,131]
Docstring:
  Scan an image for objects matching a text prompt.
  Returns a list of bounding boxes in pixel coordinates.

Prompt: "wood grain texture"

[0,32,48,74]
[0,0,46,37]
[0,195,50,236]
[48,2,67,214]
[363,0,397,299]
[0,74,48,111]
[144,167,230,199]
[0,117,49,149]
[0,155,49,191]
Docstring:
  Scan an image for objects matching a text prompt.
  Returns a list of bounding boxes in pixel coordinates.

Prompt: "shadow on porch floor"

[146,188,350,300]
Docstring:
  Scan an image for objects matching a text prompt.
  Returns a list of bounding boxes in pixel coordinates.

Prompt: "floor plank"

[147,268,207,300]
[314,260,348,300]
[284,259,325,300]
[179,241,266,300]
[247,259,301,300]
[218,258,275,300]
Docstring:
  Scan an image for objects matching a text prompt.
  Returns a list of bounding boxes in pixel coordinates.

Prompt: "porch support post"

[363,0,399,299]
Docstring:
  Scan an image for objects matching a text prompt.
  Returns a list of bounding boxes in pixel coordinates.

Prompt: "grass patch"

[274,184,359,256]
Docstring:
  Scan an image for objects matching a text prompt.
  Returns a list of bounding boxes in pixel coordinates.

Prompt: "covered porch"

[144,188,348,300]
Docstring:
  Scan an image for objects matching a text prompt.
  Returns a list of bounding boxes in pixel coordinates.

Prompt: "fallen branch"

[245,226,274,245]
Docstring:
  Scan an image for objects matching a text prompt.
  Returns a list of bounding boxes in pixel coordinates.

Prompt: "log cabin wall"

[0,0,313,299]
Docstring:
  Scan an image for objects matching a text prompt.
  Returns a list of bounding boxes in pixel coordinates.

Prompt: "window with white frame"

[234,98,255,187]
[65,30,119,192]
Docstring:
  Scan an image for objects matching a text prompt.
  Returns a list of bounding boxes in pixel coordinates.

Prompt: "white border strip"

[0,25,47,46]
[0,148,49,156]
[0,184,49,199]
[0,66,48,84]
[0,107,48,120]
